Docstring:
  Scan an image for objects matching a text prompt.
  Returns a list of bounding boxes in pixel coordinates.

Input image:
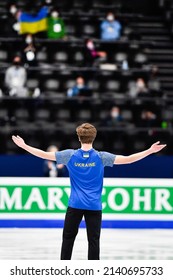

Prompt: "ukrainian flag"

[19,7,48,34]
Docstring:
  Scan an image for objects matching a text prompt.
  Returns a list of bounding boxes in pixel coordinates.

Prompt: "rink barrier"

[0,177,173,228]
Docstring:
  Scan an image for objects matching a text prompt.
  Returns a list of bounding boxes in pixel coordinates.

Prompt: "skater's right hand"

[12,135,26,148]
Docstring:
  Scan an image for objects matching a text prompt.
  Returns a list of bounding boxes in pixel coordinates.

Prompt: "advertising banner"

[0,178,173,228]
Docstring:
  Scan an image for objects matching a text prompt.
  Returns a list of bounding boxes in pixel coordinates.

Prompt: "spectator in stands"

[136,78,149,96]
[138,110,159,128]
[6,4,21,37]
[148,65,161,95]
[44,0,53,6]
[47,8,66,39]
[9,4,18,15]
[43,145,65,177]
[5,55,28,97]
[83,39,107,66]
[128,78,149,98]
[100,12,122,41]
[67,77,91,97]
[23,34,41,97]
[23,34,37,66]
[103,106,123,126]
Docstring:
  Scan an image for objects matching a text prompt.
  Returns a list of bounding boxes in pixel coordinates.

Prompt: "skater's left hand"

[149,141,166,153]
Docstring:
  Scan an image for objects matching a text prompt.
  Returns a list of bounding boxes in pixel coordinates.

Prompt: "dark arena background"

[1,0,173,260]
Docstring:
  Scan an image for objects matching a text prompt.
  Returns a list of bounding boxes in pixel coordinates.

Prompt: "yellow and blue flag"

[19,7,48,34]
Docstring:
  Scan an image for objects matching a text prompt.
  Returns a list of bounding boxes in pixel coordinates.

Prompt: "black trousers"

[60,206,102,260]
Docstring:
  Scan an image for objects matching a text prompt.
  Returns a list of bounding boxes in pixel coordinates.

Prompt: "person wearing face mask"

[25,34,33,45]
[47,8,66,39]
[84,39,107,66]
[44,0,53,6]
[5,56,28,97]
[23,34,37,66]
[127,78,149,98]
[67,77,91,98]
[135,78,149,97]
[6,4,21,37]
[105,106,123,126]
[100,12,122,41]
[9,4,17,15]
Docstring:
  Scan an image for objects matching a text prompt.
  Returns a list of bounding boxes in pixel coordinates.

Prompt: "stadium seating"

[0,0,172,155]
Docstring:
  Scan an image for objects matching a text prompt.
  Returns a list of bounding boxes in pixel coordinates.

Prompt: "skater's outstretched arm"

[12,135,56,161]
[114,141,166,165]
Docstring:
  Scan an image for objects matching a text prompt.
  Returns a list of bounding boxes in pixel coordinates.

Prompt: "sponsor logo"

[0,185,173,214]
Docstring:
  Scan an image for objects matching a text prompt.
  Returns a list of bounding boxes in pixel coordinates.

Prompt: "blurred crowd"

[1,1,126,98]
[0,0,168,157]
[1,2,161,98]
